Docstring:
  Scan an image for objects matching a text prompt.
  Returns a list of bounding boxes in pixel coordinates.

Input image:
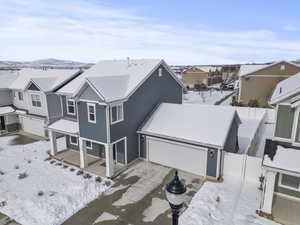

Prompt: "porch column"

[261,170,276,215]
[49,130,57,156]
[79,138,87,168]
[105,144,114,178]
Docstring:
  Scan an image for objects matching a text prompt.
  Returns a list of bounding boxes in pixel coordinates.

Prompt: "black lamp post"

[165,170,187,225]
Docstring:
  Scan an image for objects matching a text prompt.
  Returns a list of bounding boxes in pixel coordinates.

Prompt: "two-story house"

[260,72,300,223]
[6,68,82,137]
[47,59,184,178]
[0,70,19,134]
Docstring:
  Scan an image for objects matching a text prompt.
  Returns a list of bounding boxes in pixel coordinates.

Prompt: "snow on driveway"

[0,135,112,225]
[183,90,233,105]
[180,176,279,225]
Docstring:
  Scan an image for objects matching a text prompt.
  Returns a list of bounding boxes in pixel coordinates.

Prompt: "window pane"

[89,105,95,113]
[86,141,92,148]
[37,101,41,107]
[89,113,95,121]
[117,105,123,120]
[111,106,117,122]
[68,106,74,113]
[275,105,294,139]
[282,174,300,189]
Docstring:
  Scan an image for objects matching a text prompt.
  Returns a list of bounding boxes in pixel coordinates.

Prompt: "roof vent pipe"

[127,57,130,67]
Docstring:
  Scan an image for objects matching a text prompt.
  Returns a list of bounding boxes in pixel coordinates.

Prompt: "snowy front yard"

[180,176,279,225]
[0,135,112,225]
[183,90,233,105]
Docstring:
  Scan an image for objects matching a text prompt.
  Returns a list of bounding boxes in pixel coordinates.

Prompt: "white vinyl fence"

[223,152,262,182]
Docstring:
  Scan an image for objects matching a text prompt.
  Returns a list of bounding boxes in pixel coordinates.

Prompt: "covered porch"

[47,118,119,178]
[261,145,300,225]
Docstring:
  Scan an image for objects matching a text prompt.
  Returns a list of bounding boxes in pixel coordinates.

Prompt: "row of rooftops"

[0,59,183,103]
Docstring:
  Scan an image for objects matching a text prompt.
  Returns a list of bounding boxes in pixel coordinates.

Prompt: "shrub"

[18,172,28,179]
[76,170,84,176]
[37,191,44,196]
[50,160,56,164]
[27,160,31,164]
[44,157,51,161]
[70,168,75,172]
[95,177,102,183]
[104,180,111,187]
[0,170,4,175]
[63,165,68,169]
[83,173,92,179]
[15,165,20,169]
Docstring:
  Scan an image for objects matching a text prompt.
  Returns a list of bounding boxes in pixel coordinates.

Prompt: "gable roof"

[239,61,300,77]
[59,59,183,102]
[139,103,241,148]
[269,72,300,105]
[0,70,19,90]
[10,68,81,92]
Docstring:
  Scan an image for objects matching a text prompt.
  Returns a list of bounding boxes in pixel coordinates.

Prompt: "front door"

[0,116,5,130]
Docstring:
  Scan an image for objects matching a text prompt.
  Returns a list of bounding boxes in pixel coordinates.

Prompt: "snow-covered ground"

[0,135,112,225]
[183,90,233,105]
[180,176,279,225]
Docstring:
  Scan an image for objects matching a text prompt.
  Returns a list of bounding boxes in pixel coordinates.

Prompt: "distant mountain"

[0,58,94,69]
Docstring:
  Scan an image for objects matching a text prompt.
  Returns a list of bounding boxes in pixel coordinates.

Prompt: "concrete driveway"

[62,160,204,225]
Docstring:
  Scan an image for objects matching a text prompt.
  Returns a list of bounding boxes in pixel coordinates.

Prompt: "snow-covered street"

[180,176,279,225]
[0,134,112,225]
[183,90,233,105]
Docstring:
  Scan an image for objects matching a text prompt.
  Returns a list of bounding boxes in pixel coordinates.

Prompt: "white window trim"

[278,173,300,192]
[18,92,23,101]
[158,68,163,77]
[67,99,76,115]
[30,93,42,108]
[69,135,78,146]
[85,140,92,149]
[110,103,124,124]
[87,103,96,123]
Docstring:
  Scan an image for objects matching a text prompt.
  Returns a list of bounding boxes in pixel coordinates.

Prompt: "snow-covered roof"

[59,59,183,100]
[269,72,300,104]
[0,106,15,115]
[10,68,80,91]
[196,66,220,73]
[263,145,300,174]
[238,64,269,77]
[140,103,241,148]
[48,119,79,135]
[0,70,19,89]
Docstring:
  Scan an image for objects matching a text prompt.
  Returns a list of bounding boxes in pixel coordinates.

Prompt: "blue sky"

[1,0,300,64]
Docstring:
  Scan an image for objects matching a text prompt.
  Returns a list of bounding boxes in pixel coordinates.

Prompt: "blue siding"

[78,101,107,143]
[110,65,182,163]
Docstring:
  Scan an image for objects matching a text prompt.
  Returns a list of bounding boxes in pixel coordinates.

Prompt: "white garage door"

[21,116,45,137]
[147,137,207,176]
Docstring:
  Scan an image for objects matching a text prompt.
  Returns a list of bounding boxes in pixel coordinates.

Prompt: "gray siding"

[0,90,12,106]
[275,105,294,139]
[78,85,103,102]
[46,94,62,123]
[110,65,182,163]
[27,82,40,91]
[206,148,218,178]
[295,110,300,143]
[224,120,239,153]
[275,173,300,199]
[78,102,107,143]
[61,95,77,119]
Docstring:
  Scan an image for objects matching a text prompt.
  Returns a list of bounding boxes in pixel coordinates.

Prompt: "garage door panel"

[148,137,207,176]
[21,116,45,137]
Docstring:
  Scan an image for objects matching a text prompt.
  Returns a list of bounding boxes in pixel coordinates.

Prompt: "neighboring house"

[0,71,19,133]
[4,68,81,137]
[238,61,300,107]
[260,72,300,222]
[221,64,240,83]
[47,59,184,178]
[138,103,241,178]
[181,66,221,88]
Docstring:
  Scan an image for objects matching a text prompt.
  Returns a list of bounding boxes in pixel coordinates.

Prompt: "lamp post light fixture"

[165,170,187,225]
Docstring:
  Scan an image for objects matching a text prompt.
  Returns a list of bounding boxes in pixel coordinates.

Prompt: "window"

[87,103,96,123]
[158,68,163,77]
[280,65,285,71]
[69,136,78,146]
[275,104,294,139]
[31,94,42,107]
[111,104,123,124]
[279,174,300,191]
[86,141,92,149]
[18,92,23,101]
[67,99,76,115]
